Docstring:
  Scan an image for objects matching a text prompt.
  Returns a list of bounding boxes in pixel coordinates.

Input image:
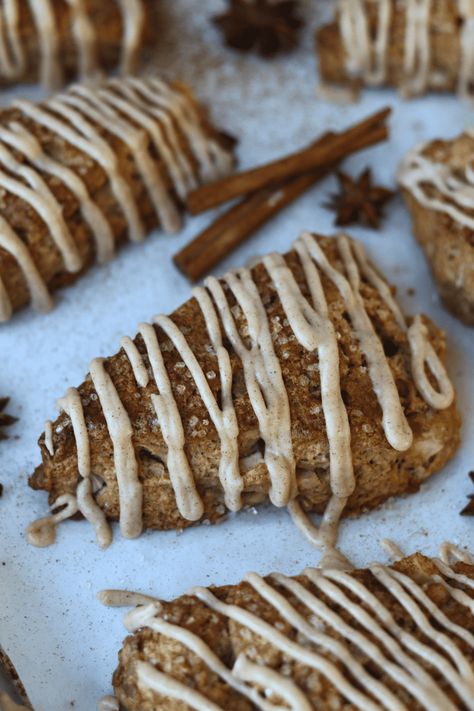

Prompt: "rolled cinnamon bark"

[316,0,474,100]
[0,76,235,320]
[0,0,157,90]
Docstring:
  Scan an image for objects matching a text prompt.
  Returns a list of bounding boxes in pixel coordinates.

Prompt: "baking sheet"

[0,2,473,709]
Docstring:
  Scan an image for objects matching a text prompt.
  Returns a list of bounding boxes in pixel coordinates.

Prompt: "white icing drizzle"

[398,133,474,238]
[115,553,474,711]
[0,0,147,90]
[0,77,231,320]
[97,589,159,608]
[117,0,145,75]
[31,234,455,559]
[97,696,119,711]
[0,1,23,80]
[206,269,297,508]
[89,357,142,539]
[458,0,474,98]
[44,419,54,456]
[26,493,78,547]
[338,0,474,98]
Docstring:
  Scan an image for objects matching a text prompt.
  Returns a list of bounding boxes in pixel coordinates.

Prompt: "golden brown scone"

[398,131,474,326]
[105,551,474,710]
[0,76,235,321]
[27,232,460,549]
[0,0,157,90]
[0,647,31,709]
[316,0,474,100]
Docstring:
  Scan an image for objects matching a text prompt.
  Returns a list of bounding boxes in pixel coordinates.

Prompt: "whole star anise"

[461,471,474,516]
[213,0,303,58]
[0,397,17,440]
[324,168,394,229]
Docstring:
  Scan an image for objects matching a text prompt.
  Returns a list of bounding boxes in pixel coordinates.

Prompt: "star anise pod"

[461,471,474,516]
[0,397,17,441]
[213,0,303,58]
[324,168,395,229]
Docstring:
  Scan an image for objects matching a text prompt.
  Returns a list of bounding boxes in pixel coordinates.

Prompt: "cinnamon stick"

[175,123,388,282]
[186,107,391,215]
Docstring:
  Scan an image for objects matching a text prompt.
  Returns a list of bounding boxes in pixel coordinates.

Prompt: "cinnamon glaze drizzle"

[338,0,474,99]
[398,127,474,233]
[27,233,454,563]
[99,545,474,711]
[0,0,145,90]
[0,76,233,321]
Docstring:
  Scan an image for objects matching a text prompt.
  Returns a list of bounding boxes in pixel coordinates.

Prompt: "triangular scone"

[102,549,474,710]
[317,0,474,101]
[398,130,474,325]
[0,0,155,90]
[28,233,459,550]
[0,76,235,320]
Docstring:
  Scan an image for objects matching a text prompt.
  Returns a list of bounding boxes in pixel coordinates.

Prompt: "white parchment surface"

[0,2,473,709]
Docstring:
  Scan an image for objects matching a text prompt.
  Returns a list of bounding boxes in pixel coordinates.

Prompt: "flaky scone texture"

[0,78,234,317]
[400,134,474,325]
[112,553,474,710]
[317,0,467,95]
[0,0,155,88]
[29,235,460,533]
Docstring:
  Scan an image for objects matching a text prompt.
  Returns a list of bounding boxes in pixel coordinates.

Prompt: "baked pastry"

[100,547,474,710]
[0,647,31,710]
[398,130,474,325]
[0,0,156,90]
[0,76,235,321]
[316,0,474,100]
[27,232,459,559]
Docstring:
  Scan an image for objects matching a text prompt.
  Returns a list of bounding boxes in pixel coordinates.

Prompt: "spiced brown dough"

[0,0,156,88]
[316,0,472,97]
[110,553,474,710]
[399,133,474,326]
[0,76,235,319]
[29,234,460,538]
[0,647,31,709]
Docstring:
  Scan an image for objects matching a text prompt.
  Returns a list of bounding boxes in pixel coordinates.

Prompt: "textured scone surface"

[401,134,474,325]
[0,79,234,316]
[112,554,474,710]
[29,235,460,530]
[317,0,464,93]
[0,0,156,87]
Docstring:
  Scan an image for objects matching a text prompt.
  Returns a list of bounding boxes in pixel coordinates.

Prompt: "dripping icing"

[29,234,454,560]
[338,0,474,99]
[99,549,474,711]
[0,76,232,320]
[0,0,147,90]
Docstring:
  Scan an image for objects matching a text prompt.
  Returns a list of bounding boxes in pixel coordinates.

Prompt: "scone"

[0,76,235,321]
[27,232,459,555]
[316,0,474,100]
[398,130,474,325]
[0,647,31,710]
[0,0,156,90]
[101,548,474,710]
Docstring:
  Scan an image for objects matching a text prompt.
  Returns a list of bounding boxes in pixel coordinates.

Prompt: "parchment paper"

[0,2,473,709]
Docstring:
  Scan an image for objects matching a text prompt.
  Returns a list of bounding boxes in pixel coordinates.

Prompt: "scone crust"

[29,235,461,531]
[317,0,466,95]
[111,554,474,711]
[400,134,474,325]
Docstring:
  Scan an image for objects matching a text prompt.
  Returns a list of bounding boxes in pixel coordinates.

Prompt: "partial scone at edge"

[398,132,474,326]
[28,233,460,542]
[109,552,474,710]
